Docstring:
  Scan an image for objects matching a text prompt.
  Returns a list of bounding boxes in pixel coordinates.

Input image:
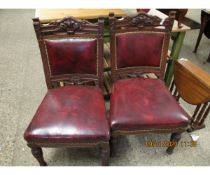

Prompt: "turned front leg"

[101,144,110,166]
[166,132,182,154]
[29,146,47,166]
[110,136,117,157]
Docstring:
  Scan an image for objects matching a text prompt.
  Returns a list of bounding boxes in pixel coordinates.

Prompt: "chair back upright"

[33,17,104,89]
[109,11,175,82]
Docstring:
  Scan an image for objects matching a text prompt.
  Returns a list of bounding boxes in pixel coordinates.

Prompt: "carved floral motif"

[130,13,161,26]
[58,18,83,33]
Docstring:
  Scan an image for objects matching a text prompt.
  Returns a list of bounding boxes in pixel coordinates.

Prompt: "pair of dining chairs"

[23,12,191,166]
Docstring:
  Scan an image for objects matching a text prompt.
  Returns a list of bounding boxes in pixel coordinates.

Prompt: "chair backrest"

[109,12,175,82]
[33,17,104,89]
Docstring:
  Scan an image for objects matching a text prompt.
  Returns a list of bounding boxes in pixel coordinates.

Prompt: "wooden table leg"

[193,10,207,53]
[165,32,186,86]
[177,9,188,28]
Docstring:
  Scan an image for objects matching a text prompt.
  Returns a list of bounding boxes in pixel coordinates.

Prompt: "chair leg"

[101,144,110,166]
[193,10,206,53]
[193,32,203,53]
[207,53,210,62]
[166,132,182,154]
[29,146,47,166]
[110,136,116,157]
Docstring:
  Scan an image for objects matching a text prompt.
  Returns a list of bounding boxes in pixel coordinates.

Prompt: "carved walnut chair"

[23,17,110,166]
[108,12,191,155]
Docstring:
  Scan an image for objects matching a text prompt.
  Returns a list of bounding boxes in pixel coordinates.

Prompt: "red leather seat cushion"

[24,86,109,143]
[110,78,190,132]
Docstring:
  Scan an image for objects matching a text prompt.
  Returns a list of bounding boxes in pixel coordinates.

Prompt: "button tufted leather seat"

[24,86,110,143]
[110,78,190,132]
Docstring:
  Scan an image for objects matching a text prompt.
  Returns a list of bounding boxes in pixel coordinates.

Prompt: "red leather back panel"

[116,32,164,68]
[45,38,97,76]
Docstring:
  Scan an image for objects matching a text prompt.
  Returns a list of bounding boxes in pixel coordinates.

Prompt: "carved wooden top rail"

[33,16,104,37]
[109,11,176,32]
[174,58,210,105]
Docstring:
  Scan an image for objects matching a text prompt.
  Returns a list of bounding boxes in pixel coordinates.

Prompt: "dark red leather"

[110,78,190,131]
[45,38,97,76]
[116,33,164,68]
[136,9,150,13]
[24,86,109,143]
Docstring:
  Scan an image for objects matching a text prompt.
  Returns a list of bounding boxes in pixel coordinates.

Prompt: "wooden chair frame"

[26,17,110,166]
[109,12,188,155]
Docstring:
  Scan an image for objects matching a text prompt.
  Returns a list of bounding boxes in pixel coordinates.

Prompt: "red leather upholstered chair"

[109,12,191,155]
[23,17,110,166]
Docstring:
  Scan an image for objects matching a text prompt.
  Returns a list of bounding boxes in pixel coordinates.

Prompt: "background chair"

[23,17,110,166]
[109,12,191,155]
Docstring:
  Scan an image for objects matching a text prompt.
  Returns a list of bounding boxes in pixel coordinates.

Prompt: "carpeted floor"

[0,9,210,166]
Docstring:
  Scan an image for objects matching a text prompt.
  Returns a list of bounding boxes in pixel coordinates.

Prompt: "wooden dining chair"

[108,12,191,155]
[23,17,110,166]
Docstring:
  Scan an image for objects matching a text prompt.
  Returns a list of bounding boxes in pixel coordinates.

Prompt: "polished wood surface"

[174,58,210,105]
[35,9,127,23]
